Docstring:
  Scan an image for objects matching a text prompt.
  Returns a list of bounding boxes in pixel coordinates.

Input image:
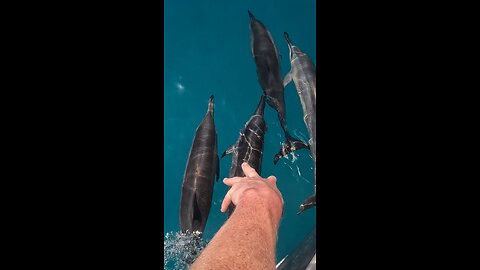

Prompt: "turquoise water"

[164,0,316,268]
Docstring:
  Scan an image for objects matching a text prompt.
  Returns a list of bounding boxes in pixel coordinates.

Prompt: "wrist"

[236,188,283,223]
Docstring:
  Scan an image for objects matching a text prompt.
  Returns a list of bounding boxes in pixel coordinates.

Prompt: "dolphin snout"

[284,32,293,47]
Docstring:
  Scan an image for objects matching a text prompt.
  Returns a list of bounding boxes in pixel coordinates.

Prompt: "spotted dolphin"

[222,95,267,216]
[274,32,316,215]
[180,95,219,236]
[248,10,308,155]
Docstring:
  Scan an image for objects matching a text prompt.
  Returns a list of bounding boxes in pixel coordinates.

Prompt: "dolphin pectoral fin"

[215,154,220,182]
[273,134,309,164]
[296,193,316,215]
[283,71,292,87]
[221,144,236,158]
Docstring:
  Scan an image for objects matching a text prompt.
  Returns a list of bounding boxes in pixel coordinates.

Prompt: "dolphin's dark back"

[276,32,317,215]
[222,95,267,216]
[248,10,287,132]
[229,95,266,177]
[180,95,219,235]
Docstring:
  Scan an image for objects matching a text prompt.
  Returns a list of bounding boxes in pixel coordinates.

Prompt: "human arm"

[190,162,284,270]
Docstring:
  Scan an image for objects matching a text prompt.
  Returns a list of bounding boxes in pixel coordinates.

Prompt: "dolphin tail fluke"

[273,133,309,164]
[248,10,254,19]
[296,193,316,215]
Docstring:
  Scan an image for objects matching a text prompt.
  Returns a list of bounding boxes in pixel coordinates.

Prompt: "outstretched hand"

[191,163,284,270]
[221,163,284,219]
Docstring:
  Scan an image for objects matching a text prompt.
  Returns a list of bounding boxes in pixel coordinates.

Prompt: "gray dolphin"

[276,227,316,270]
[248,10,308,154]
[222,95,267,216]
[274,32,316,215]
[179,95,219,236]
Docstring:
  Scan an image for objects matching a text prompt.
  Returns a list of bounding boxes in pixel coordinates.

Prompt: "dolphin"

[179,95,220,236]
[274,32,316,215]
[222,95,267,216]
[276,227,316,270]
[248,10,308,153]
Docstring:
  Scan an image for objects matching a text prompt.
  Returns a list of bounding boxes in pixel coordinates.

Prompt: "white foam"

[164,231,208,269]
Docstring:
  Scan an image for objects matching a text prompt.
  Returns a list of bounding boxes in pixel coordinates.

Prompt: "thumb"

[221,190,233,213]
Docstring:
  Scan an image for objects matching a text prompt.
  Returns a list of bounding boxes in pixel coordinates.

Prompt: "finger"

[220,191,232,212]
[265,176,282,203]
[223,177,244,186]
[266,175,277,184]
[241,162,260,178]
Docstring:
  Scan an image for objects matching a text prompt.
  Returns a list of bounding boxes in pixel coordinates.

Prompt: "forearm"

[191,194,281,270]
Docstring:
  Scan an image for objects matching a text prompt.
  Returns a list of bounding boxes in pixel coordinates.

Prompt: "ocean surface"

[164,0,316,268]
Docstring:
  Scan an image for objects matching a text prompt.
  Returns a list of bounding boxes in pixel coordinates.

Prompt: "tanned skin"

[190,162,284,270]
